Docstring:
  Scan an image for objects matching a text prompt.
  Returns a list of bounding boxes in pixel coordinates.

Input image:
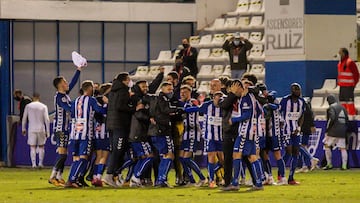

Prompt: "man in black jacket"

[103,72,137,187]
[323,94,349,170]
[149,82,178,187]
[223,32,253,79]
[13,89,32,121]
[179,38,198,78]
[219,80,242,187]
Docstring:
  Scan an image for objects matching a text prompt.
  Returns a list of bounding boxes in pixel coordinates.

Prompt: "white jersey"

[22,101,50,135]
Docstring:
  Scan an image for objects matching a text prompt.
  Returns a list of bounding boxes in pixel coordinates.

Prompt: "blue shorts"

[180,139,200,152]
[284,134,301,147]
[259,136,266,149]
[55,131,69,148]
[265,136,282,151]
[94,138,110,151]
[151,136,174,155]
[301,134,310,146]
[233,137,256,156]
[131,142,152,157]
[205,140,223,152]
[70,139,92,156]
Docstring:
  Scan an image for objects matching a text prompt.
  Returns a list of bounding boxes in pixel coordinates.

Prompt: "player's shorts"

[94,138,110,151]
[27,131,47,146]
[55,131,69,148]
[205,140,223,152]
[151,135,174,155]
[233,137,256,156]
[70,139,92,156]
[259,136,266,149]
[283,134,301,147]
[131,141,152,157]
[323,135,346,149]
[265,135,282,151]
[180,138,200,152]
[301,134,310,146]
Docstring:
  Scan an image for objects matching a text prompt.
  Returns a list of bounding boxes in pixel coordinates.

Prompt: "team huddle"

[46,63,315,191]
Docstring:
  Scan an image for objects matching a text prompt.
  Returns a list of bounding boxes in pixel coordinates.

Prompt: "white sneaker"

[102,174,118,187]
[129,176,142,188]
[275,177,288,186]
[245,179,253,187]
[264,176,275,185]
[195,179,206,187]
[240,178,246,185]
[31,165,37,169]
[310,158,319,171]
[296,166,309,173]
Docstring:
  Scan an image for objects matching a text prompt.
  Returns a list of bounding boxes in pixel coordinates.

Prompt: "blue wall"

[265,60,338,97]
[0,20,10,162]
[305,0,356,15]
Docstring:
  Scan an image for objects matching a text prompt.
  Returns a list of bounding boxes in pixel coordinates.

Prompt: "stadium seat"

[162,65,174,76]
[249,64,265,79]
[313,79,337,95]
[235,16,251,29]
[148,66,161,78]
[223,17,238,30]
[311,97,325,115]
[170,49,180,62]
[197,81,211,93]
[197,49,211,62]
[222,65,232,77]
[189,35,200,48]
[211,33,226,47]
[197,65,213,79]
[198,34,213,48]
[227,0,250,16]
[131,66,149,80]
[249,16,264,29]
[150,50,172,65]
[210,48,227,62]
[249,32,263,43]
[249,0,264,14]
[204,18,225,31]
[240,32,250,39]
[248,44,265,61]
[326,85,340,96]
[354,81,360,95]
[314,115,327,121]
[354,97,360,114]
[213,65,225,77]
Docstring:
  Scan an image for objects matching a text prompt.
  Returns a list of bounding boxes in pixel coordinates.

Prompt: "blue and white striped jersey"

[279,95,306,135]
[95,103,109,140]
[70,95,107,140]
[181,99,201,142]
[53,70,80,133]
[200,101,223,141]
[267,104,282,138]
[232,93,259,141]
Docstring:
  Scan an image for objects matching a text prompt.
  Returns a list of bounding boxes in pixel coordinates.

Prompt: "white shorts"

[28,131,47,146]
[323,135,346,149]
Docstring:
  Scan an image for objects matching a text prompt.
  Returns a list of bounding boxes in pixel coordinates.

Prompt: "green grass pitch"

[0,167,359,203]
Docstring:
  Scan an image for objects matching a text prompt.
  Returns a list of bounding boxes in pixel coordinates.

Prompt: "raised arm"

[68,69,81,92]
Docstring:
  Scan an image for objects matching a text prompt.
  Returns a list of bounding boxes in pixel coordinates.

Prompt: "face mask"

[14,96,21,101]
[165,92,174,99]
[233,40,240,46]
[128,80,134,88]
[183,44,189,49]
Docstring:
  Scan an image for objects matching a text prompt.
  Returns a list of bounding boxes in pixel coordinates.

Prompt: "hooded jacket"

[326,95,349,138]
[106,79,135,131]
[220,92,239,138]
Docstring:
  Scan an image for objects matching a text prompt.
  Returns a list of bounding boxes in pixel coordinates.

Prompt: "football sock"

[93,164,99,178]
[299,146,311,167]
[214,162,222,172]
[38,147,45,166]
[180,157,195,183]
[126,164,134,182]
[135,157,153,179]
[97,164,105,177]
[289,155,298,181]
[341,149,348,168]
[258,159,266,181]
[265,159,272,177]
[208,162,216,182]
[78,158,89,179]
[241,159,246,179]
[283,153,291,165]
[277,158,285,178]
[325,148,332,166]
[232,159,242,186]
[30,147,36,167]
[187,158,205,180]
[251,160,263,187]
[68,160,80,182]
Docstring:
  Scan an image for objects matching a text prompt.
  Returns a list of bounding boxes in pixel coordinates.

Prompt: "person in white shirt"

[22,93,50,168]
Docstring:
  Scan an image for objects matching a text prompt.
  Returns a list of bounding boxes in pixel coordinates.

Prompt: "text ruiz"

[265,17,304,50]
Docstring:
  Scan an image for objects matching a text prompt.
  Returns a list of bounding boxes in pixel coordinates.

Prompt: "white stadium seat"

[249,32,263,43]
[148,66,161,78]
[189,35,200,48]
[170,49,180,62]
[236,16,251,29]
[223,17,238,30]
[197,65,213,79]
[162,65,174,76]
[354,97,360,114]
[240,32,250,40]
[327,85,340,95]
[227,0,250,16]
[204,18,225,31]
[249,64,265,79]
[150,50,172,65]
[248,44,265,61]
[210,48,227,62]
[313,79,337,95]
[249,16,264,29]
[249,0,264,14]
[222,65,232,77]
[211,34,226,47]
[197,49,211,62]
[131,66,149,80]
[354,81,360,95]
[213,65,225,77]
[311,97,325,115]
[198,81,211,93]
[198,34,213,48]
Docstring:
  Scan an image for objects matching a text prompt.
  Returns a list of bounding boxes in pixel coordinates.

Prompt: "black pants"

[107,128,129,175]
[223,135,235,187]
[339,86,354,102]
